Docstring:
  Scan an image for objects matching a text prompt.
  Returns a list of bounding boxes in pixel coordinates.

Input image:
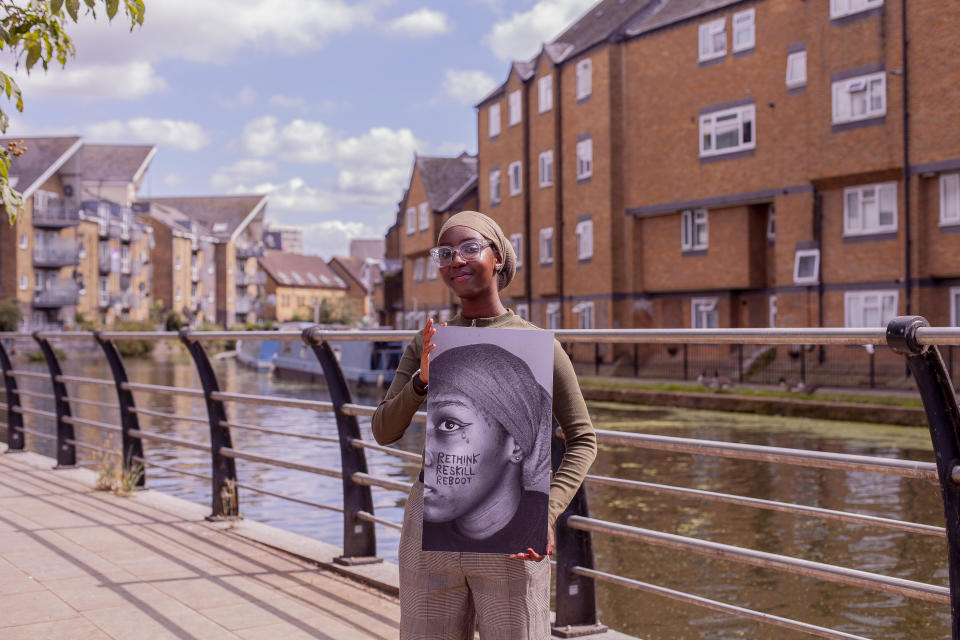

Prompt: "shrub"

[0,298,22,332]
[114,320,155,358]
[164,310,183,331]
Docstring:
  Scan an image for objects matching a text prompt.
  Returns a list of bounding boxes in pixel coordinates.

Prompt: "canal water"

[2,348,949,639]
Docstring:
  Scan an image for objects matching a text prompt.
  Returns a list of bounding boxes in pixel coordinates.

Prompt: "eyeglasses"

[429,240,493,268]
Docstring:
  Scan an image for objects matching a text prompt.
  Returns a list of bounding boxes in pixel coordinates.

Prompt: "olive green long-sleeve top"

[371,310,597,530]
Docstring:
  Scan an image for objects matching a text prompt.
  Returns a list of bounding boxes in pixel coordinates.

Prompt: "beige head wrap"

[438,210,516,291]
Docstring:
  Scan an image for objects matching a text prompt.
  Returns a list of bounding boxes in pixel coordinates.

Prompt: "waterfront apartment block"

[258,250,351,323]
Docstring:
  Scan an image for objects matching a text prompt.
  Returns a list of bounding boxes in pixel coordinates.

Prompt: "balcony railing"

[97,290,110,308]
[236,244,264,260]
[32,283,78,308]
[191,264,200,282]
[234,296,254,314]
[235,271,266,287]
[33,244,79,268]
[120,291,140,309]
[98,252,118,274]
[32,204,80,228]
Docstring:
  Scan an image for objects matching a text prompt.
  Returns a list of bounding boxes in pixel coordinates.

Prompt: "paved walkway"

[0,451,400,639]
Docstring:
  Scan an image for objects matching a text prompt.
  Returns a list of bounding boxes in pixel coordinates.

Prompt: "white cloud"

[12,61,167,101]
[209,159,278,191]
[442,69,499,105]
[299,220,380,259]
[268,94,308,111]
[389,8,452,36]
[83,117,211,151]
[486,0,596,61]
[217,86,256,109]
[164,172,184,187]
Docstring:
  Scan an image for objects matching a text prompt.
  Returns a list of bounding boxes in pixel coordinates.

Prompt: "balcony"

[120,291,140,309]
[236,271,266,287]
[98,290,111,308]
[191,236,200,252]
[191,263,200,282]
[99,251,118,274]
[120,257,132,275]
[33,243,79,268]
[121,225,143,244]
[235,296,254,314]
[33,282,79,308]
[32,203,80,228]
[236,244,264,260]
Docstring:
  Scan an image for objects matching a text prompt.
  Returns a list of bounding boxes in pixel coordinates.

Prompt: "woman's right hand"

[419,318,438,385]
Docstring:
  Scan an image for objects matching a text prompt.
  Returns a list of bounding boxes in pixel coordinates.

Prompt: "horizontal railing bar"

[57,375,115,388]
[13,389,56,401]
[94,331,179,340]
[34,331,94,340]
[567,516,949,604]
[221,420,339,443]
[234,482,344,513]
[130,407,208,424]
[349,438,421,463]
[7,369,50,380]
[586,475,945,537]
[0,401,6,410]
[13,425,56,440]
[357,510,402,531]
[12,406,56,419]
[189,330,303,342]
[340,402,427,423]
[129,430,210,452]
[62,415,122,433]
[210,391,334,412]
[122,382,204,398]
[66,396,119,410]
[65,439,114,455]
[0,332,32,339]
[219,447,342,478]
[305,329,418,342]
[351,471,414,492]
[596,430,938,480]
[132,456,211,482]
[571,566,871,640]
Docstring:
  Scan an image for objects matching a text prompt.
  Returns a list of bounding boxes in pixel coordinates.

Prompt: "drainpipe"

[901,0,912,314]
[555,63,565,316]
[524,74,533,313]
[815,189,825,363]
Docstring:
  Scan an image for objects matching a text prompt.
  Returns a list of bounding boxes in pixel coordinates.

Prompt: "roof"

[76,144,156,186]
[259,250,349,290]
[1,136,83,197]
[140,195,266,241]
[625,0,744,36]
[550,0,661,60]
[414,153,478,212]
[140,201,206,237]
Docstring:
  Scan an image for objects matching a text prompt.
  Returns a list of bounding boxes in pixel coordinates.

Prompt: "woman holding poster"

[372,210,597,639]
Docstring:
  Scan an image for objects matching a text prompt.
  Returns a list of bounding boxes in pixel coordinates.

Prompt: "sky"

[5,0,599,259]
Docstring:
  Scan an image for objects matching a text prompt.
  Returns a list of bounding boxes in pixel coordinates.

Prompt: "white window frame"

[546,302,561,330]
[951,288,960,327]
[698,18,726,62]
[508,161,523,196]
[832,71,886,125]
[539,227,554,265]
[769,295,777,328]
[681,209,708,251]
[413,257,425,283]
[406,206,416,235]
[940,173,960,226]
[843,182,897,236]
[576,58,592,100]
[538,75,552,113]
[700,104,755,157]
[538,150,553,187]
[576,138,593,180]
[766,205,775,241]
[19,274,27,290]
[509,232,523,268]
[691,297,719,329]
[515,303,529,321]
[18,233,27,250]
[489,168,501,204]
[844,290,898,328]
[418,202,429,232]
[573,301,595,329]
[786,50,807,89]
[732,9,755,53]
[489,103,501,138]
[575,219,593,260]
[830,0,884,20]
[793,249,821,284]
[426,257,438,281]
[508,90,522,126]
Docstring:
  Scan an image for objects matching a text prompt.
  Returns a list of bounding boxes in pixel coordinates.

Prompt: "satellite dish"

[63,185,74,197]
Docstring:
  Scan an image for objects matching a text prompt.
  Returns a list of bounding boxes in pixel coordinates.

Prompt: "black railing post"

[886,315,960,638]
[737,344,744,383]
[179,328,238,518]
[800,345,807,385]
[94,330,145,487]
[302,326,379,564]
[32,332,75,467]
[0,338,24,451]
[551,423,607,638]
[683,344,689,380]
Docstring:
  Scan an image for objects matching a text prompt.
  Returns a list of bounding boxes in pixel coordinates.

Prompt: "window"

[951,288,960,327]
[681,209,708,251]
[516,303,529,321]
[769,295,777,328]
[698,18,726,62]
[18,233,27,249]
[395,311,404,329]
[489,103,501,138]
[843,182,897,236]
[766,205,775,241]
[940,174,960,226]
[546,302,561,330]
[510,232,523,268]
[489,168,501,204]
[691,298,719,328]
[175,286,182,302]
[832,72,885,124]
[538,150,553,187]
[793,249,821,284]
[539,227,554,265]
[175,255,181,270]
[575,218,593,260]
[732,9,755,53]
[508,90,522,126]
[845,290,897,327]
[406,207,416,235]
[700,104,755,157]
[538,75,552,113]
[19,274,27,290]
[576,59,592,100]
[830,0,883,19]
[786,50,807,88]
[414,257,427,282]
[574,301,595,329]
[418,202,429,232]
[576,138,593,180]
[427,257,438,280]
[508,161,523,196]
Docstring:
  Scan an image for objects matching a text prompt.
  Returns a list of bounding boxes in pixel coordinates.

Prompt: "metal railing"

[1,317,959,639]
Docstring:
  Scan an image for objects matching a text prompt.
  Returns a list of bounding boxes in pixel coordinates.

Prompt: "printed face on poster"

[421,326,555,554]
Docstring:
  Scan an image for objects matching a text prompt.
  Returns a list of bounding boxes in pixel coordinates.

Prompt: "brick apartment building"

[259,250,351,323]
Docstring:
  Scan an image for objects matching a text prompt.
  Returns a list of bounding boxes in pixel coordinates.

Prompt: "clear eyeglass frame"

[429,240,493,268]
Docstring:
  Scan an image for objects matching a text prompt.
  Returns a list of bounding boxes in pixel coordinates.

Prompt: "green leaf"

[106,0,119,19]
[51,0,65,14]
[65,0,79,21]
[25,41,40,70]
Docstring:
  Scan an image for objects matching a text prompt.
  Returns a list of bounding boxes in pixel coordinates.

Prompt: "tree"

[1,0,146,223]
[0,297,21,331]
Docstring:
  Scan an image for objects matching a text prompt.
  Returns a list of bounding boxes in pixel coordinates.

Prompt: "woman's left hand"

[509,526,555,561]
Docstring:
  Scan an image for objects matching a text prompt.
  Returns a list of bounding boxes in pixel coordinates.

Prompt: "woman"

[421,343,553,554]
[372,210,597,640]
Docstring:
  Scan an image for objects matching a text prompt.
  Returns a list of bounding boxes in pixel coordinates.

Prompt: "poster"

[421,326,555,554]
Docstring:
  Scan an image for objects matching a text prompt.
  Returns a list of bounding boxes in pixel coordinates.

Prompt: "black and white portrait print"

[422,326,554,554]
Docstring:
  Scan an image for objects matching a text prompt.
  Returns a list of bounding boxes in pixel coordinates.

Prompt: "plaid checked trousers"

[398,481,552,640]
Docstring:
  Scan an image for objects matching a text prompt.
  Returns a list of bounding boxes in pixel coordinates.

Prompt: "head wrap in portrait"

[438,210,516,291]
